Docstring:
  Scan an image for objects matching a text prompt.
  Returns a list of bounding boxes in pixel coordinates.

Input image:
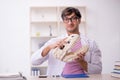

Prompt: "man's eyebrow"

[64,15,77,19]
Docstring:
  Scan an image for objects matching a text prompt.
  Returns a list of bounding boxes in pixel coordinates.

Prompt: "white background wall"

[0,0,120,76]
[0,0,30,76]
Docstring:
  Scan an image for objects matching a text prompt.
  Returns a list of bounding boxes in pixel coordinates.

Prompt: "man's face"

[63,13,81,33]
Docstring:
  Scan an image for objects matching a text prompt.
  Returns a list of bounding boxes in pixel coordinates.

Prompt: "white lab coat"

[31,34,102,75]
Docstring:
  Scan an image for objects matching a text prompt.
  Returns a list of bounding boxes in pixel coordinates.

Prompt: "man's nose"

[68,19,72,24]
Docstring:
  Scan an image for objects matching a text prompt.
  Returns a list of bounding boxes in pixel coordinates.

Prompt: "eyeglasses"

[63,16,79,23]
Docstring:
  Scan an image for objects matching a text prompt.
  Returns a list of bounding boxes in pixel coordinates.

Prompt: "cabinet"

[30,6,86,76]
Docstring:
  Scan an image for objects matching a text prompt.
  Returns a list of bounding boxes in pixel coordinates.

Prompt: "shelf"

[31,36,57,38]
[31,21,58,24]
[30,7,57,23]
[31,65,48,68]
[31,60,48,67]
[30,6,57,9]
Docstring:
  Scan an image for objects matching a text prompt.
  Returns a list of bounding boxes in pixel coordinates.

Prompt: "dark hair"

[61,7,82,20]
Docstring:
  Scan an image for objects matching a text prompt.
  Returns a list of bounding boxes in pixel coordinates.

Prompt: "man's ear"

[78,19,81,24]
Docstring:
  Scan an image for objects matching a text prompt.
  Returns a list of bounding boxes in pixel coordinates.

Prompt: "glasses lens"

[72,17,78,22]
[63,16,78,23]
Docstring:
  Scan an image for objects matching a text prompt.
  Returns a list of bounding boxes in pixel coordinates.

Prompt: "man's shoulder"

[80,34,94,41]
[80,34,97,46]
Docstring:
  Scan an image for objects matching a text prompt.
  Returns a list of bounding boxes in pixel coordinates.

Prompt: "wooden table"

[27,74,120,80]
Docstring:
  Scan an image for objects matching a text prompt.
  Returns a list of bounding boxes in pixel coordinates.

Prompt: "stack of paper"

[0,72,26,80]
[111,61,120,78]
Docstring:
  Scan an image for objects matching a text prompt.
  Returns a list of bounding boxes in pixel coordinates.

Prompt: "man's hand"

[42,38,66,57]
[75,52,88,72]
[75,52,85,61]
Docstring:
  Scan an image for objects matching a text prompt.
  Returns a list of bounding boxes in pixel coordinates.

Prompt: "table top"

[27,74,120,80]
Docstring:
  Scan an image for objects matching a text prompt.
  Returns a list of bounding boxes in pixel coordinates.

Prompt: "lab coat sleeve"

[31,38,55,65]
[87,40,102,74]
[31,45,49,65]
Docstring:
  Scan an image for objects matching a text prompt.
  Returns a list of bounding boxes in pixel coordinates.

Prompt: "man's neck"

[67,31,80,36]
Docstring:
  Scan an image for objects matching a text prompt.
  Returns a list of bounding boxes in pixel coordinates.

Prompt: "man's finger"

[77,54,84,60]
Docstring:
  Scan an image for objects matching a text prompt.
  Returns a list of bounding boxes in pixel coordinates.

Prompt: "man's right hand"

[42,38,67,57]
[49,38,67,49]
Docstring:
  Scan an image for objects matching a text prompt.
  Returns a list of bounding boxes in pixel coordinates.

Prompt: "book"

[113,69,120,73]
[111,60,120,78]
[114,61,120,66]
[111,72,120,78]
[114,65,120,70]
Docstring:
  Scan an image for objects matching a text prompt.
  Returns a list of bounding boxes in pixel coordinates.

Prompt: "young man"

[31,7,102,76]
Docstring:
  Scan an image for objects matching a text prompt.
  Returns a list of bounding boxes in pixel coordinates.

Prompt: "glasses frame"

[63,16,79,23]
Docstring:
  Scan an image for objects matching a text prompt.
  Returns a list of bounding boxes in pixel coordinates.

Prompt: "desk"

[28,74,120,80]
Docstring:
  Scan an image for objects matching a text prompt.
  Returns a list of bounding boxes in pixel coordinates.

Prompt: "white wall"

[0,0,120,76]
[0,0,30,76]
